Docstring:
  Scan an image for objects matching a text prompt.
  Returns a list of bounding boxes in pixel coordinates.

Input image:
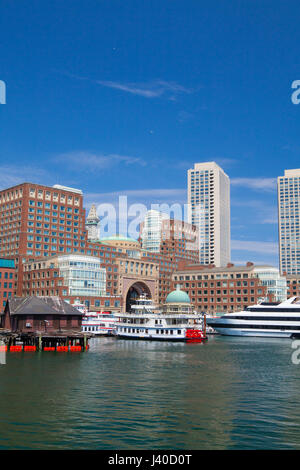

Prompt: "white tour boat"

[81,311,117,336]
[115,288,206,342]
[206,296,300,338]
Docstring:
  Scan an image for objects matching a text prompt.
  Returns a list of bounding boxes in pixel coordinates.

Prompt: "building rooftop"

[174,262,276,274]
[52,184,83,195]
[7,296,83,316]
[283,169,300,177]
[99,235,138,243]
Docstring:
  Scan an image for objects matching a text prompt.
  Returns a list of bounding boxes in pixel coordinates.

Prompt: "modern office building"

[140,210,169,252]
[140,210,198,258]
[278,169,300,275]
[252,266,287,302]
[57,254,106,297]
[187,162,230,267]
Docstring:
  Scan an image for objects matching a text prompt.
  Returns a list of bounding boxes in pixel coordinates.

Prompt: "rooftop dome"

[99,234,138,243]
[166,286,190,304]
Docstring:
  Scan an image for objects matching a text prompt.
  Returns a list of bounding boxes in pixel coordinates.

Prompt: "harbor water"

[0,335,300,450]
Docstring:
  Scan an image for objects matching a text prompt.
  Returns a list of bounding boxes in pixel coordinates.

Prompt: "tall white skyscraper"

[187,161,230,267]
[278,169,300,275]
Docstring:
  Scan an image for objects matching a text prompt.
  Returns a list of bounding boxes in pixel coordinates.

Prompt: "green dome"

[166,287,190,304]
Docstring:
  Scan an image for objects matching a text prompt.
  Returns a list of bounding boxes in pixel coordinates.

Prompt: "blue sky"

[1,0,300,267]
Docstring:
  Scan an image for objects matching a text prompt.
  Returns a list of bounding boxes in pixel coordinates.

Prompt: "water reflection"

[0,336,300,449]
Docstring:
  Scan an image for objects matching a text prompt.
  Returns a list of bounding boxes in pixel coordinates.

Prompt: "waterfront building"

[187,161,230,266]
[172,261,283,314]
[22,237,160,313]
[22,254,113,311]
[0,182,86,296]
[97,235,160,311]
[252,266,287,302]
[58,254,106,297]
[0,296,83,333]
[278,168,300,275]
[0,181,202,311]
[85,204,100,241]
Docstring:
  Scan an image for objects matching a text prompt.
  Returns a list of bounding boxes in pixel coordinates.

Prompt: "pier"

[0,329,91,352]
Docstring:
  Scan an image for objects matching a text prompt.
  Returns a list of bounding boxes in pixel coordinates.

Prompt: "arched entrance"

[126,282,152,312]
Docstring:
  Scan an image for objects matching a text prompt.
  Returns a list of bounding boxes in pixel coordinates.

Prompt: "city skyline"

[0,170,289,271]
[2,1,300,268]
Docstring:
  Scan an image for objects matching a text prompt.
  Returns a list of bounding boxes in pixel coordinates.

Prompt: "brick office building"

[88,235,160,311]
[171,261,284,314]
[22,237,160,312]
[0,182,203,311]
[0,183,86,296]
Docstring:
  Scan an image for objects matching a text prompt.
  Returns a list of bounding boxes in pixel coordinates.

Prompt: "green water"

[0,335,300,450]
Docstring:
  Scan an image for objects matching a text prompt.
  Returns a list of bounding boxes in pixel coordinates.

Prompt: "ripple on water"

[0,337,300,449]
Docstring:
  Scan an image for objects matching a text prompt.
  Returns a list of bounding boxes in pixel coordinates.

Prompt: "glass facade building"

[58,255,106,297]
[253,267,287,302]
[140,210,169,252]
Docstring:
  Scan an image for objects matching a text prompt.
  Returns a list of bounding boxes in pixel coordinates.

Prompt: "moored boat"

[81,311,117,336]
[115,287,207,342]
[206,296,300,338]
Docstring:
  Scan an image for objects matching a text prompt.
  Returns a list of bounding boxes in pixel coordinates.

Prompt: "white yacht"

[81,311,117,336]
[206,296,300,338]
[115,288,206,342]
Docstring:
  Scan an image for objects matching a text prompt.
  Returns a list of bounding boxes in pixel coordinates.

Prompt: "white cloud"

[231,177,277,191]
[84,188,187,206]
[175,158,238,170]
[55,151,147,170]
[96,79,193,99]
[0,165,50,189]
[231,239,278,254]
